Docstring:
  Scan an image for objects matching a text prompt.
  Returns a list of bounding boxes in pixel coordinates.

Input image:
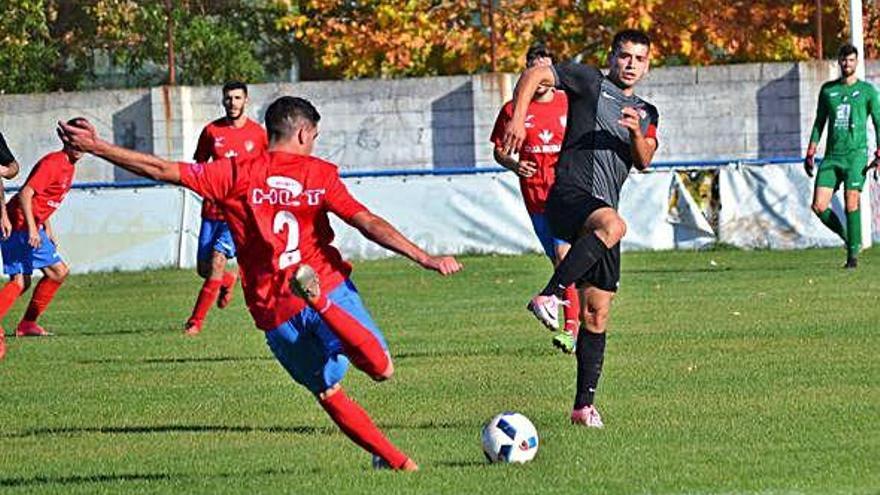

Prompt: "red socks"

[313,294,389,378]
[188,278,222,325]
[563,284,580,335]
[221,271,236,290]
[22,278,62,322]
[0,281,23,321]
[320,388,409,469]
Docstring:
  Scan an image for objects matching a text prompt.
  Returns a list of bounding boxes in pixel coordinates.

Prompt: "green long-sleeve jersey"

[809,79,880,156]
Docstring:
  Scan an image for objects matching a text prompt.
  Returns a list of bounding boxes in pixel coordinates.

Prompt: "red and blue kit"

[1,151,75,275]
[490,91,568,214]
[193,117,268,222]
[180,152,368,330]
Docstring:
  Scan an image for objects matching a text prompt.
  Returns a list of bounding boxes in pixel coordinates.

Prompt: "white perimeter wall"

[29,163,860,275]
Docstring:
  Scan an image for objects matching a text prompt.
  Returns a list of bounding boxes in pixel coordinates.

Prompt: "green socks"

[817,208,847,242]
[846,208,861,259]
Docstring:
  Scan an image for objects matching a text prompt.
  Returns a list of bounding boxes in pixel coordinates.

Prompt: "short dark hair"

[526,43,554,66]
[611,29,651,55]
[838,43,858,59]
[264,96,321,143]
[222,80,248,95]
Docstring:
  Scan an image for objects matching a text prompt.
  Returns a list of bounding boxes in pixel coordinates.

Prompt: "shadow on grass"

[394,346,551,360]
[0,472,173,488]
[75,356,272,365]
[433,459,489,468]
[3,423,334,438]
[0,468,301,488]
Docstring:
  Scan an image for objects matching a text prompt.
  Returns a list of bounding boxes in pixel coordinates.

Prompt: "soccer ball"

[481,412,539,464]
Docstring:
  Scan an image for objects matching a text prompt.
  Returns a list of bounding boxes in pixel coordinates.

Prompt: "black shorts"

[546,193,621,293]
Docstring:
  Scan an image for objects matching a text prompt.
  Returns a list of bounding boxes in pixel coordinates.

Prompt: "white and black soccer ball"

[481,412,539,464]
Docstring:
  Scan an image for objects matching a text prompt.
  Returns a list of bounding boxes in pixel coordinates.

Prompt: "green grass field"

[1,248,878,494]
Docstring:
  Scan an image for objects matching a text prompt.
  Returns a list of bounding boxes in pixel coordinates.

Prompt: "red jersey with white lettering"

[193,117,268,221]
[490,91,568,213]
[7,151,76,230]
[179,151,368,331]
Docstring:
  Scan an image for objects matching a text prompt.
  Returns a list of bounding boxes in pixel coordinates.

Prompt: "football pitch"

[1,248,878,494]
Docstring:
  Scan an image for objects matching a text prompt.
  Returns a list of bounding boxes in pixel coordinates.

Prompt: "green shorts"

[816,150,868,191]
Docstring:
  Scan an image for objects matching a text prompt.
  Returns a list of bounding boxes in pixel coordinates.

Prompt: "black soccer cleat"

[844,257,858,269]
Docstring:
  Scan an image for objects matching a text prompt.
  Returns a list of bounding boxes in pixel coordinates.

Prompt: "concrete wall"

[3,60,880,184]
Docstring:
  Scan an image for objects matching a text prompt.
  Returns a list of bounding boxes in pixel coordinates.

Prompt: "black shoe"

[844,257,858,269]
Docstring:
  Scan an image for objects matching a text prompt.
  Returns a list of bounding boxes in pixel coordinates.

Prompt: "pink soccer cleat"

[16,321,51,337]
[571,405,604,429]
[527,294,560,331]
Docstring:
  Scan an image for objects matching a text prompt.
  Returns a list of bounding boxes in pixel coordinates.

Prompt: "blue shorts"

[0,229,63,275]
[197,218,236,262]
[529,213,568,260]
[265,279,388,396]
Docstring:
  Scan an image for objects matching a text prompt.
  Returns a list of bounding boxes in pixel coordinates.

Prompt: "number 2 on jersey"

[273,210,301,269]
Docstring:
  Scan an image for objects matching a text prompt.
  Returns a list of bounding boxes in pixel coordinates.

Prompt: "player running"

[0,132,21,360]
[804,43,880,269]
[0,125,81,359]
[186,81,268,335]
[490,43,580,353]
[502,30,659,428]
[58,96,462,470]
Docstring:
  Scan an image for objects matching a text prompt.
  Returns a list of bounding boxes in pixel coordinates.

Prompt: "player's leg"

[318,384,417,471]
[552,240,580,354]
[570,243,619,428]
[214,222,238,309]
[291,266,392,380]
[0,233,30,357]
[811,162,846,242]
[185,220,227,334]
[530,202,625,330]
[265,310,414,470]
[841,154,866,268]
[17,261,67,336]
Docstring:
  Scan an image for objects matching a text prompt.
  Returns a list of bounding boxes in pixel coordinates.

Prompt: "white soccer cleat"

[570,405,604,429]
[291,264,321,301]
[527,294,560,331]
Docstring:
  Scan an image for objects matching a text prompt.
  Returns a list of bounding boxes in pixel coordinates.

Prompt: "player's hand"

[804,155,815,177]
[421,255,462,276]
[501,120,526,156]
[618,107,642,135]
[516,160,537,178]
[57,118,99,153]
[0,215,11,240]
[27,227,41,249]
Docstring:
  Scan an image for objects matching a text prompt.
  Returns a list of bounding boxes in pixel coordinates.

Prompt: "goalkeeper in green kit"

[805,43,880,268]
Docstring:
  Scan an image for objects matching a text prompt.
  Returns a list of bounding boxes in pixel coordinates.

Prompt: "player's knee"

[845,203,860,213]
[811,203,826,215]
[598,217,626,245]
[51,264,69,282]
[210,254,227,274]
[372,357,394,382]
[196,261,211,279]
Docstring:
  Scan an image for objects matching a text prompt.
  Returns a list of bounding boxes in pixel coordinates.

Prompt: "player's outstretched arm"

[348,211,462,275]
[502,66,555,156]
[57,119,181,184]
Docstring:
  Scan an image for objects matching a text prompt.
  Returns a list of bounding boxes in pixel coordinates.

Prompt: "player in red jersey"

[186,81,268,335]
[491,44,580,353]
[59,97,462,470]
[0,125,81,359]
[0,132,21,359]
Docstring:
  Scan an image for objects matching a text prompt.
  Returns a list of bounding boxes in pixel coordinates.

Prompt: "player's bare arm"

[502,65,555,155]
[0,182,10,240]
[57,119,181,184]
[348,210,462,276]
[18,185,40,248]
[44,218,57,246]
[619,107,656,170]
[0,160,19,180]
[493,148,536,178]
